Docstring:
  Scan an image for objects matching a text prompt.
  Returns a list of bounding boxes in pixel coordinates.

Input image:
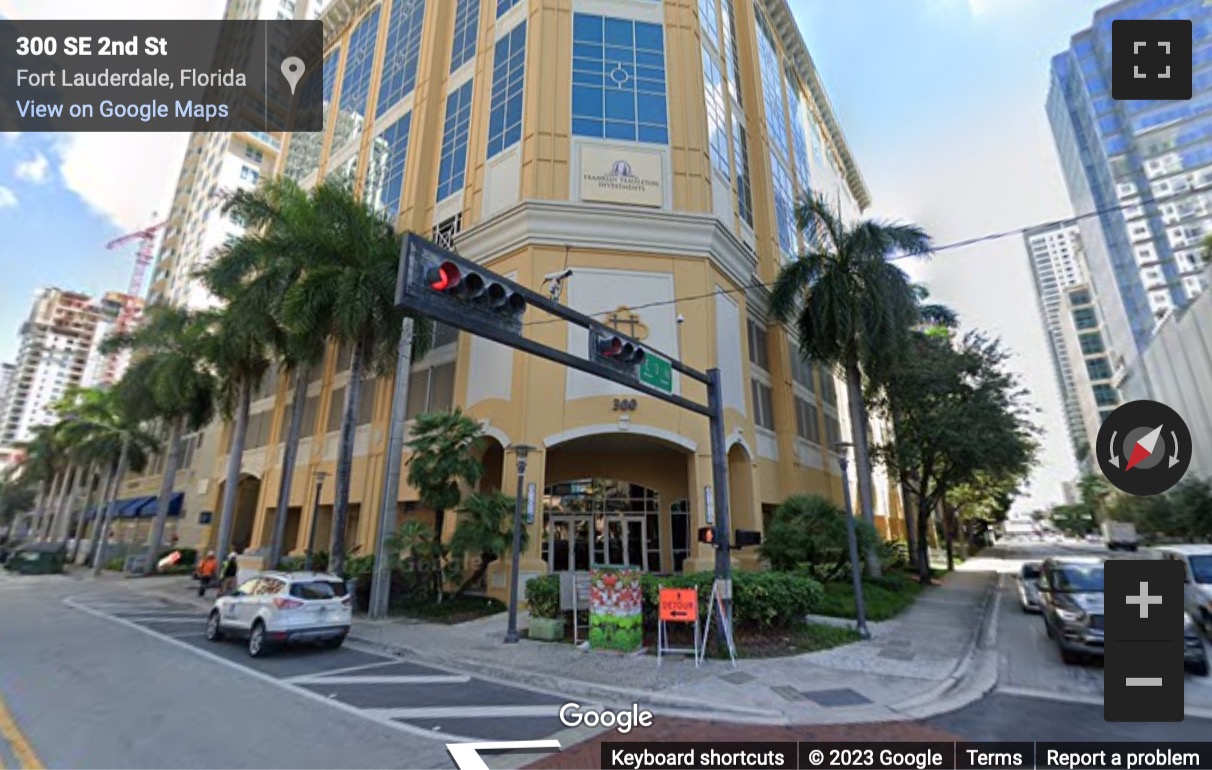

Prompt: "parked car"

[1039,556,1208,676]
[1156,545,1212,633]
[205,571,352,658]
[1017,561,1043,612]
[1039,556,1105,664]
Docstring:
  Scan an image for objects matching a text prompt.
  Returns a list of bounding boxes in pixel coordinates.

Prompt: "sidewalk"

[115,567,1000,727]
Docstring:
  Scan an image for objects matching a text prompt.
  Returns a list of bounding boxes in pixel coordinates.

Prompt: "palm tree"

[103,306,217,574]
[208,178,328,569]
[276,178,425,578]
[770,192,933,577]
[405,409,485,599]
[448,492,527,598]
[15,424,66,540]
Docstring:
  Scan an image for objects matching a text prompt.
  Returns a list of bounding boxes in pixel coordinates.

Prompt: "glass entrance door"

[594,515,646,570]
[548,515,592,572]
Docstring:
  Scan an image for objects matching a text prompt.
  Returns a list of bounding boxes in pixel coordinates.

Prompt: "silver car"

[1017,561,1042,612]
[205,571,352,658]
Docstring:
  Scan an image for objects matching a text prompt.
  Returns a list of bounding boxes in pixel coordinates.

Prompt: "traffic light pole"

[706,368,733,654]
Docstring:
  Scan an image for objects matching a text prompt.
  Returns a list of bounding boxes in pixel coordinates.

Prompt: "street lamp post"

[504,445,535,644]
[835,442,871,639]
[304,471,328,572]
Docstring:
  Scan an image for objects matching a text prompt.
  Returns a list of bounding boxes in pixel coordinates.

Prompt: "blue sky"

[0,0,1121,510]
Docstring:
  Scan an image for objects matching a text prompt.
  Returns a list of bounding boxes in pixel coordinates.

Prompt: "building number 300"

[613,399,637,412]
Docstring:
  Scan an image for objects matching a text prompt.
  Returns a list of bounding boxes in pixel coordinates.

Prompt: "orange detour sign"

[659,588,698,623]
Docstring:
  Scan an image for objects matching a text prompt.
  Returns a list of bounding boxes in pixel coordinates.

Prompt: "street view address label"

[0,20,324,132]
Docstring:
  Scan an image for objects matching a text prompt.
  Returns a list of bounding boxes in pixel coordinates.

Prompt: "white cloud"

[14,152,49,184]
[1,132,19,142]
[0,0,224,229]
[0,185,17,209]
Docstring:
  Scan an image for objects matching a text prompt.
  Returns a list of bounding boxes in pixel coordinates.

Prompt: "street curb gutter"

[885,571,1002,720]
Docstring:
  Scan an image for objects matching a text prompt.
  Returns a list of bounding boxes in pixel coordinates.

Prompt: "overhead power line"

[520,196,1158,328]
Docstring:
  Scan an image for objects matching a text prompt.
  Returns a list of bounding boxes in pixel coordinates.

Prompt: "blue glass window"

[497,0,523,17]
[338,9,379,117]
[437,80,476,200]
[487,22,527,158]
[1092,383,1118,407]
[451,0,481,73]
[702,48,730,178]
[377,0,426,117]
[733,112,753,226]
[322,49,340,110]
[1072,307,1098,330]
[571,14,669,144]
[1086,357,1112,381]
[770,152,795,257]
[788,78,811,193]
[756,11,788,161]
[364,113,412,218]
[721,0,742,105]
[699,0,719,51]
[333,8,381,154]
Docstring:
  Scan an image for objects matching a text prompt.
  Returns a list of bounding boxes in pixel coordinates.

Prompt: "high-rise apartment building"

[147,0,331,310]
[150,0,905,593]
[1046,0,1212,369]
[81,292,144,389]
[1024,220,1089,456]
[1,289,113,445]
[1057,278,1121,465]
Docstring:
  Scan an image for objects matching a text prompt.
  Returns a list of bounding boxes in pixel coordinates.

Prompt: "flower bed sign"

[588,568,642,651]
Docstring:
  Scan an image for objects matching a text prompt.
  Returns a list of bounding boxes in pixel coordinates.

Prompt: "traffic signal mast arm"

[396,234,712,416]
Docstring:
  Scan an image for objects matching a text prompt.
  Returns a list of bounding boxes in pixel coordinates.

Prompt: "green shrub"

[639,570,822,630]
[104,556,124,571]
[525,573,561,618]
[278,555,305,572]
[878,539,909,573]
[345,554,375,579]
[758,495,878,583]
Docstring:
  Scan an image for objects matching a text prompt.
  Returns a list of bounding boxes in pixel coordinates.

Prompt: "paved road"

[981,541,1212,711]
[0,576,595,769]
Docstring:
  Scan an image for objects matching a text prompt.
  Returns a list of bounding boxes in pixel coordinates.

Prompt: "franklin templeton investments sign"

[580,145,663,207]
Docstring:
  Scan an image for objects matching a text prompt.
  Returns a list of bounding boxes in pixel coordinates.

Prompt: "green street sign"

[639,353,673,393]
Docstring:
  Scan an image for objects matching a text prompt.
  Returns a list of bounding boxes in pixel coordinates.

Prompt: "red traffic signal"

[427,261,461,292]
[595,334,646,365]
[697,526,716,545]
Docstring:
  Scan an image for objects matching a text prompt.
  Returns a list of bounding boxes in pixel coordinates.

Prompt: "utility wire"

[521,196,1156,329]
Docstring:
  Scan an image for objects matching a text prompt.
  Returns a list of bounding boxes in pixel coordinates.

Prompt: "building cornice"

[453,200,760,291]
[759,0,871,210]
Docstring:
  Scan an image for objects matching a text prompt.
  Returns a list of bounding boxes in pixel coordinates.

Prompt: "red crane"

[106,217,168,300]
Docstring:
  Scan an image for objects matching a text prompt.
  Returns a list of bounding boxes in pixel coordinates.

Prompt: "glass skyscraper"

[1047,0,1212,374]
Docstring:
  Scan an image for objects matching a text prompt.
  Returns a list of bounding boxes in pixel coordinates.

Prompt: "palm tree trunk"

[143,417,186,575]
[30,477,51,540]
[215,382,253,571]
[330,340,366,579]
[269,368,308,569]
[49,465,80,542]
[85,463,116,570]
[68,462,99,564]
[39,470,63,540]
[93,442,130,577]
[843,360,882,578]
[56,464,86,543]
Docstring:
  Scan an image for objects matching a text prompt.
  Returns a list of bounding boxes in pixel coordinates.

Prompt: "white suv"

[1158,546,1212,632]
[205,571,352,657]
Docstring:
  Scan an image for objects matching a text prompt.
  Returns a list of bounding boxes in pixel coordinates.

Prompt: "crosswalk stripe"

[294,674,472,685]
[368,705,561,720]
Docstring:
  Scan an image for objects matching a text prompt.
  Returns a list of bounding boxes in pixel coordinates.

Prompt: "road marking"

[371,705,562,720]
[121,616,204,624]
[63,595,483,745]
[294,674,472,685]
[0,687,44,770]
[284,658,404,682]
[448,740,562,770]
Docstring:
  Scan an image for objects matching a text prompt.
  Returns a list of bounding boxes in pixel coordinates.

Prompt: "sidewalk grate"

[771,685,805,701]
[800,688,871,707]
[718,672,755,684]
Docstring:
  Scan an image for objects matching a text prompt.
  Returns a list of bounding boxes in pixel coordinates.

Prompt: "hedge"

[525,570,822,630]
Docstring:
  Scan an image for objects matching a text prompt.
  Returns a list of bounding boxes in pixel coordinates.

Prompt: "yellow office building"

[147,0,906,595]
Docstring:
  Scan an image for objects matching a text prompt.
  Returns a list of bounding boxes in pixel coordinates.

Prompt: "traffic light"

[590,327,646,375]
[398,239,528,334]
[697,526,717,545]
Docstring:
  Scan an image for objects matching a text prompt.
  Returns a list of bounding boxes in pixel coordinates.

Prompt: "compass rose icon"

[1096,400,1192,496]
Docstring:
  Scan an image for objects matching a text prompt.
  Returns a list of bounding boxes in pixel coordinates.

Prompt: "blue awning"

[136,492,184,518]
[82,506,98,522]
[117,496,156,518]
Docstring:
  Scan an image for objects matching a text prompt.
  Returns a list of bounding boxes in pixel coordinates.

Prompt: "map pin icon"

[281,56,305,95]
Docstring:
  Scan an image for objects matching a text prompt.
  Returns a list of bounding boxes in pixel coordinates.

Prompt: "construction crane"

[106,216,168,300]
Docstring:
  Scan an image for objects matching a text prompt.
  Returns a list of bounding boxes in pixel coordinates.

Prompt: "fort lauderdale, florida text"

[15,68,246,88]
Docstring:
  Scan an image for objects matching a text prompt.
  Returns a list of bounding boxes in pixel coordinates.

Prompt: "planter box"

[529,617,564,641]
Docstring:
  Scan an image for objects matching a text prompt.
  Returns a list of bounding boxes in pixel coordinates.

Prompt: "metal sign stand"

[700,578,737,668]
[560,571,591,646]
[656,585,701,667]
